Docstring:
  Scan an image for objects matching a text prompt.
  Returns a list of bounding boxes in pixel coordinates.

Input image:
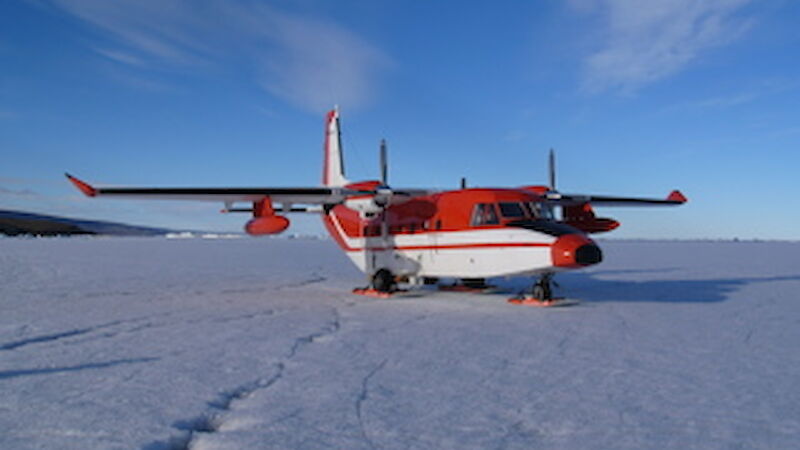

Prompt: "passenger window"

[471,203,500,226]
[499,202,525,218]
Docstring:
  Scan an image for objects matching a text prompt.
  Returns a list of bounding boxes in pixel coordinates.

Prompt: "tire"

[533,283,551,300]
[372,269,394,293]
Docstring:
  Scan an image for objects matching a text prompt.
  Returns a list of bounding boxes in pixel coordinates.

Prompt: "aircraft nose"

[551,234,603,268]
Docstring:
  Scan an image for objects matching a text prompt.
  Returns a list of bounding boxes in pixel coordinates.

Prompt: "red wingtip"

[65,173,97,197]
[667,190,687,203]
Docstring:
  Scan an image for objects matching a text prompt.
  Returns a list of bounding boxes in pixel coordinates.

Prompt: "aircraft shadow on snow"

[494,270,800,304]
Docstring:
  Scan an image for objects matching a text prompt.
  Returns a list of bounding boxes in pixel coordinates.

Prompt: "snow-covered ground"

[1,237,798,449]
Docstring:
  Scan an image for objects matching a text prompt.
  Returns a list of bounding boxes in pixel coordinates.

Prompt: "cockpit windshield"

[498,202,526,218]
[471,200,556,226]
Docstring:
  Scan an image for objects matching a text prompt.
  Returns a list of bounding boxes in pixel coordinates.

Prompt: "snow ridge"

[0,357,159,381]
[355,359,388,450]
[0,318,150,351]
[287,307,341,358]
[167,362,286,449]
[156,306,345,449]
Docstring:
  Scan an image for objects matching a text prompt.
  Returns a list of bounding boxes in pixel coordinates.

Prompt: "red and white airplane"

[67,108,686,305]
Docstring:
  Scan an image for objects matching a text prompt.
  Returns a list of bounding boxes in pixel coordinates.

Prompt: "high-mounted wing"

[65,173,383,235]
[529,189,687,234]
[542,190,687,207]
[65,173,371,206]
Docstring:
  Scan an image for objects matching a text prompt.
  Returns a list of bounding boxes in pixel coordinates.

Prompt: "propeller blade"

[548,148,556,192]
[380,139,388,186]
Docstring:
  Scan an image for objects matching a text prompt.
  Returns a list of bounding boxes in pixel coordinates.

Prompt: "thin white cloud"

[92,47,146,67]
[571,0,755,93]
[0,186,38,197]
[45,0,390,112]
[690,92,759,108]
[669,78,800,110]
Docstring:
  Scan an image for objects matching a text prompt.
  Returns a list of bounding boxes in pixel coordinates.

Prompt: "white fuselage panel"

[327,213,558,278]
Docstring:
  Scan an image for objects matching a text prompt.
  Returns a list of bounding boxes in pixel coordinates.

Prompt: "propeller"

[543,149,560,219]
[380,139,388,186]
[377,139,391,242]
[374,139,392,207]
[372,139,415,202]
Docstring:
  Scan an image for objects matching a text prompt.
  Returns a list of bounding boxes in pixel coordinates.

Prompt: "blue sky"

[1,0,799,239]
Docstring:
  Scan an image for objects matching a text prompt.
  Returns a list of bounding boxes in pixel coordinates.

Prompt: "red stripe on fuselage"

[349,242,551,253]
[323,211,551,253]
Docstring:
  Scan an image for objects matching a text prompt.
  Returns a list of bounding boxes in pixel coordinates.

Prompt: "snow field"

[0,238,798,449]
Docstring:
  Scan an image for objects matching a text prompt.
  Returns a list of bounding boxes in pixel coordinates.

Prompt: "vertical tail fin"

[322,108,349,187]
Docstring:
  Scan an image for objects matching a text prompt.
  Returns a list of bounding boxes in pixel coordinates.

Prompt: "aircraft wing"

[65,174,370,207]
[544,190,687,207]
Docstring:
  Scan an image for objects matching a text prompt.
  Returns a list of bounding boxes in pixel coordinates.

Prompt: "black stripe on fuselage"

[506,220,580,237]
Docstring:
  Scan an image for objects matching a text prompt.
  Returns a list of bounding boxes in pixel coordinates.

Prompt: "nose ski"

[507,273,579,306]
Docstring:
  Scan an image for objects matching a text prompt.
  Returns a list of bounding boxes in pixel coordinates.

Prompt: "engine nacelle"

[245,215,290,235]
[344,196,385,214]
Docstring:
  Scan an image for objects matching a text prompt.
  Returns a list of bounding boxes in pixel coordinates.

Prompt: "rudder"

[322,108,349,187]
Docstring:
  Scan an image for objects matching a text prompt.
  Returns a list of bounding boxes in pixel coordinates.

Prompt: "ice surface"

[1,237,799,449]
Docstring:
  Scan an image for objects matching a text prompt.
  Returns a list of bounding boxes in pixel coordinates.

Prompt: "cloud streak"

[46,0,390,112]
[0,186,38,197]
[570,0,754,93]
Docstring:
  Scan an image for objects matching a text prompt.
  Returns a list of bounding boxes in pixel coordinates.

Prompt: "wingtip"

[65,173,97,197]
[667,190,687,203]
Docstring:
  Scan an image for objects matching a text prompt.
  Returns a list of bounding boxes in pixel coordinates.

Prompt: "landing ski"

[507,296,580,307]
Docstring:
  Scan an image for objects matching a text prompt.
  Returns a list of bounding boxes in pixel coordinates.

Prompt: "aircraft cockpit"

[470,200,556,227]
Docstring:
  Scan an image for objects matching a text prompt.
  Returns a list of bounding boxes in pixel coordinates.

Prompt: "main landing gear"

[508,273,576,307]
[353,268,397,298]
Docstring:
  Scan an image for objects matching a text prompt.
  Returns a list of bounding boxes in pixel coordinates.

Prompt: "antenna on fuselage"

[460,177,467,189]
[548,148,556,191]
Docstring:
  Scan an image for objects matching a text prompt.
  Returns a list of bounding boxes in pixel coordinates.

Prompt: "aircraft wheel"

[372,269,395,293]
[532,275,553,300]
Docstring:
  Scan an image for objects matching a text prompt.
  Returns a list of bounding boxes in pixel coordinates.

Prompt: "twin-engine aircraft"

[67,108,686,305]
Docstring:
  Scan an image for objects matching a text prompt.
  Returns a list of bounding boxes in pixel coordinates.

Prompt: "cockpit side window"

[529,201,554,220]
[527,202,541,219]
[470,203,500,226]
[499,202,526,218]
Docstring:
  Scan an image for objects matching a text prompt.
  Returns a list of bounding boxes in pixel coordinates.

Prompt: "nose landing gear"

[532,273,555,302]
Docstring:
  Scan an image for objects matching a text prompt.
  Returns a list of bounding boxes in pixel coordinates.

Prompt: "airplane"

[66,108,686,306]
